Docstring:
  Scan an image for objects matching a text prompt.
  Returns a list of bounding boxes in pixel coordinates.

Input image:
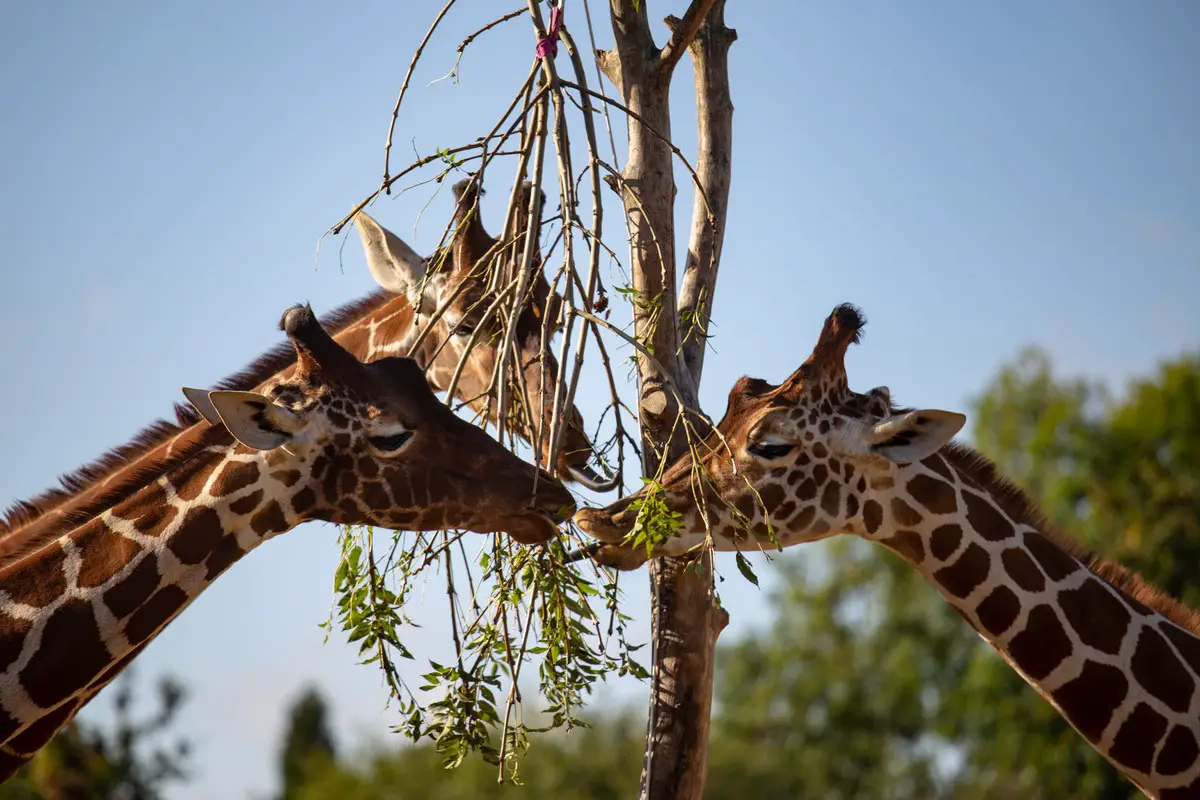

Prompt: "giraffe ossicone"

[576,303,1200,798]
[0,303,574,780]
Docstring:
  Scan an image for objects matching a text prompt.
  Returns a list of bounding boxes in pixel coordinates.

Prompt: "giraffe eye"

[368,431,414,452]
[748,442,794,460]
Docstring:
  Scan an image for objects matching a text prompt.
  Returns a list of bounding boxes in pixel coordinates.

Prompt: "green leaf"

[735,552,760,587]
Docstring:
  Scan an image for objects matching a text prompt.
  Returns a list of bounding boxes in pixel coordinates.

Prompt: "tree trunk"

[597,2,735,797]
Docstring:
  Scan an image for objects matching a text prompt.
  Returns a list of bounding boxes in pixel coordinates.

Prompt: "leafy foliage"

[324,523,644,782]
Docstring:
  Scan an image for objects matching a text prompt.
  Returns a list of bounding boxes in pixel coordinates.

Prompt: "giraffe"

[0,303,575,780]
[1,177,613,550]
[576,304,1200,798]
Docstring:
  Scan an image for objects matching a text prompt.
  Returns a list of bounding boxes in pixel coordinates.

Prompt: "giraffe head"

[355,179,615,492]
[575,304,966,567]
[185,304,575,544]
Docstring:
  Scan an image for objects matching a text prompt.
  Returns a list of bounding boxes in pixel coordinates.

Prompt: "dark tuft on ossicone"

[278,303,317,336]
[829,303,866,346]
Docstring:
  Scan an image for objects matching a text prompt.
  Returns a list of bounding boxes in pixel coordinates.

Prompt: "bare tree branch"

[659,0,718,74]
[383,0,459,191]
[674,0,737,389]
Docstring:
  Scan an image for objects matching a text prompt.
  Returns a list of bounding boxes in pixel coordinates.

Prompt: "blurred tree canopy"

[0,671,188,800]
[282,348,1200,798]
[278,687,338,800]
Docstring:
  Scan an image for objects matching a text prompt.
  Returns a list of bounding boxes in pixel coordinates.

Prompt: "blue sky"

[2,1,1198,797]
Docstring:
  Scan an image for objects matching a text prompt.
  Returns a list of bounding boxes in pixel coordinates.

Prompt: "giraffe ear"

[355,211,436,315]
[207,391,303,451]
[181,387,222,425]
[866,410,966,464]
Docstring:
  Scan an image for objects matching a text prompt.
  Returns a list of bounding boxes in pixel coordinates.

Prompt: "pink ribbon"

[535,3,561,60]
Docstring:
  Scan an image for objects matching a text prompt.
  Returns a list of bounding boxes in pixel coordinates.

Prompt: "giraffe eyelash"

[368,431,414,452]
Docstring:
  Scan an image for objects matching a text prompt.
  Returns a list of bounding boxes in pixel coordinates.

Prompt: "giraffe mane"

[938,441,1200,638]
[0,288,395,536]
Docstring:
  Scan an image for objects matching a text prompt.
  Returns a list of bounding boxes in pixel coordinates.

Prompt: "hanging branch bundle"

[323,2,737,796]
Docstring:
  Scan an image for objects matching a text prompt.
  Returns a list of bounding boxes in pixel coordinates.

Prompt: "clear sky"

[2,2,1198,798]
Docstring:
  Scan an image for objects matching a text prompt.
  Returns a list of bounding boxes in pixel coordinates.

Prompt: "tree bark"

[597,2,735,797]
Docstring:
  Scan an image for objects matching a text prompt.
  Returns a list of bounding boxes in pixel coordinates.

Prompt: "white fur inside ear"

[867,409,966,464]
[208,390,303,451]
[355,211,434,313]
[181,387,222,425]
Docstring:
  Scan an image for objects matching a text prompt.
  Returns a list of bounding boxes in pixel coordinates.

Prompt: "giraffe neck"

[864,446,1200,798]
[0,422,304,768]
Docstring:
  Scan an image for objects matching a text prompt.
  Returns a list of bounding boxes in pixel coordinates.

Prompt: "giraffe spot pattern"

[168,507,225,565]
[907,473,958,515]
[1058,579,1131,655]
[250,501,288,536]
[1024,534,1080,580]
[862,500,883,534]
[104,556,161,620]
[976,586,1020,635]
[169,454,218,502]
[229,489,264,516]
[934,542,990,599]
[788,506,816,533]
[272,469,303,487]
[0,705,21,749]
[845,494,859,518]
[5,542,67,608]
[210,460,260,497]
[1008,605,1073,680]
[1001,547,1046,593]
[759,483,785,511]
[775,500,797,521]
[796,479,818,503]
[75,527,141,589]
[205,533,245,580]
[890,498,923,527]
[1162,782,1200,799]
[125,585,189,646]
[0,612,27,674]
[820,483,840,517]
[1132,627,1195,714]
[363,482,390,511]
[881,531,925,565]
[116,484,177,537]
[1156,725,1200,777]
[812,461,830,485]
[963,489,1014,541]
[1108,702,1168,774]
[1050,661,1128,743]
[291,487,317,516]
[929,524,963,561]
[20,600,111,708]
[921,453,955,482]
[1162,622,1200,678]
[8,701,76,751]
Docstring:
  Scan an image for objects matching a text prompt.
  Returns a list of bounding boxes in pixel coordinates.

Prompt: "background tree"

[278,687,338,800]
[0,672,189,800]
